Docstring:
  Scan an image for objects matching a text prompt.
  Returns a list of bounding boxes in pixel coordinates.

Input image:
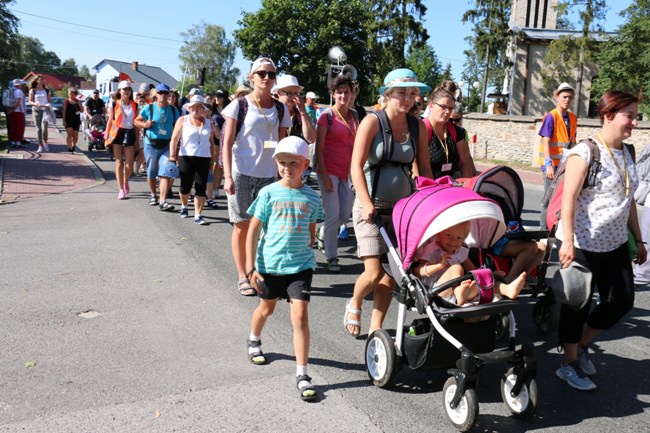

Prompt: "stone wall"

[463,113,650,167]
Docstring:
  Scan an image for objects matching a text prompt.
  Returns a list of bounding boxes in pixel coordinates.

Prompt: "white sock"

[249,334,261,355]
[296,365,308,377]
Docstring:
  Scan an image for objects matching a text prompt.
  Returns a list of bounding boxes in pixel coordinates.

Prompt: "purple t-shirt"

[538,111,570,139]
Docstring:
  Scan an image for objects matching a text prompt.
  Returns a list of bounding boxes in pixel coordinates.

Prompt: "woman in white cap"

[274,74,316,143]
[221,57,292,296]
[315,74,358,273]
[344,68,432,337]
[106,80,139,199]
[168,95,216,225]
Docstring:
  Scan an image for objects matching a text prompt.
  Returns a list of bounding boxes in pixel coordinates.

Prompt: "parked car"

[50,97,65,118]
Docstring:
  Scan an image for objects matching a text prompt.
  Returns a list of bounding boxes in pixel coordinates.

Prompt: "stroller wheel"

[365,329,397,388]
[495,313,510,341]
[501,367,538,420]
[442,377,478,432]
[532,298,558,335]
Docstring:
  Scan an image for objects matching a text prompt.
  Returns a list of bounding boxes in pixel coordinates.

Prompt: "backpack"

[542,138,636,229]
[369,109,420,203]
[2,86,16,112]
[234,95,285,138]
[422,118,458,144]
[325,107,360,130]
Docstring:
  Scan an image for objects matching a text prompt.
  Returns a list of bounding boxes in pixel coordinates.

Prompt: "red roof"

[23,71,90,90]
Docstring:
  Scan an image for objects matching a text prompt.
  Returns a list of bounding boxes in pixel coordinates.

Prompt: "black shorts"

[258,268,313,302]
[113,128,136,146]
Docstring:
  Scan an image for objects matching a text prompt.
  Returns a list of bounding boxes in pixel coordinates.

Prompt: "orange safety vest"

[538,108,577,167]
[106,100,137,144]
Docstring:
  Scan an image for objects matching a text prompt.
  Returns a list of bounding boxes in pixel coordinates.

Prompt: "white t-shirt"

[32,89,49,107]
[13,88,25,113]
[179,115,212,158]
[556,138,638,252]
[120,103,135,129]
[414,236,469,286]
[222,95,291,178]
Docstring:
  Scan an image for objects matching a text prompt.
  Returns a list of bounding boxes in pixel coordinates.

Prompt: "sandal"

[238,278,257,297]
[343,299,361,337]
[296,374,318,402]
[206,199,218,209]
[248,339,266,365]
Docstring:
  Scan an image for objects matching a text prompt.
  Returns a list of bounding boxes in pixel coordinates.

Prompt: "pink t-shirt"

[316,108,357,180]
[414,236,469,284]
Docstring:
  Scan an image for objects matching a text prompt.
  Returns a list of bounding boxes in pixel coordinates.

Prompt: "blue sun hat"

[163,162,179,179]
[378,68,431,95]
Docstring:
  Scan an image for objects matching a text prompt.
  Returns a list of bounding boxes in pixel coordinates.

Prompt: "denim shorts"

[144,145,170,179]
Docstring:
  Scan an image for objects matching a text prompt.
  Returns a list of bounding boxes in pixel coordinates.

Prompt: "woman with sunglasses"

[222,57,292,296]
[344,69,433,337]
[62,87,82,154]
[106,80,139,199]
[28,76,51,153]
[424,87,476,179]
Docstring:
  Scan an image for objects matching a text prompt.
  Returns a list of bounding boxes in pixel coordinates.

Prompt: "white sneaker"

[36,146,43,154]
[43,143,49,152]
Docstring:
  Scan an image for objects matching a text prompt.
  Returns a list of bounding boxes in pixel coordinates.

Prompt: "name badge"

[442,163,453,172]
[264,140,277,149]
[158,129,167,135]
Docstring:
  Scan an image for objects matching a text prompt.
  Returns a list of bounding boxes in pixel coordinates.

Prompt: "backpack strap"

[423,117,433,142]
[235,96,249,137]
[406,114,419,159]
[445,121,458,142]
[326,108,333,130]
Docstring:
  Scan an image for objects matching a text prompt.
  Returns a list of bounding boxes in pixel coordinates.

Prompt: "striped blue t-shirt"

[247,182,323,274]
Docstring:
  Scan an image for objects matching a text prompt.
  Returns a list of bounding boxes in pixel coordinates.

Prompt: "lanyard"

[597,132,629,196]
[157,104,169,126]
[251,93,275,139]
[433,127,449,163]
[332,106,357,137]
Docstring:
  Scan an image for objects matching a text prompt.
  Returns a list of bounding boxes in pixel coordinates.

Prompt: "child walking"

[245,136,323,402]
[413,221,527,305]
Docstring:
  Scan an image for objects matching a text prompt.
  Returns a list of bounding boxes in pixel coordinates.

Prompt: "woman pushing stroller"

[413,220,527,306]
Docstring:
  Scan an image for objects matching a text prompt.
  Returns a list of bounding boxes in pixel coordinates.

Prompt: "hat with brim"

[183,94,209,112]
[379,68,431,95]
[163,162,179,179]
[275,74,304,92]
[118,80,132,90]
[551,261,592,310]
[554,82,575,96]
[12,79,27,86]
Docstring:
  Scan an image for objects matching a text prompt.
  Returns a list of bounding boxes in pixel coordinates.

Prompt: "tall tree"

[542,0,608,116]
[405,43,442,90]
[462,0,512,112]
[0,0,20,85]
[179,22,239,93]
[78,65,92,81]
[60,58,78,76]
[17,35,62,75]
[369,0,429,82]
[592,0,650,116]
[234,0,372,102]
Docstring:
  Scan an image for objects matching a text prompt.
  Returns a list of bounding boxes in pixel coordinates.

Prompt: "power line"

[11,9,184,43]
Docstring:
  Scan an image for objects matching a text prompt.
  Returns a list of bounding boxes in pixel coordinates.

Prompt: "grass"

[0,114,7,153]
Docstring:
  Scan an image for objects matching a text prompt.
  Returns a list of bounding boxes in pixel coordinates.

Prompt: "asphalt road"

[1,145,649,433]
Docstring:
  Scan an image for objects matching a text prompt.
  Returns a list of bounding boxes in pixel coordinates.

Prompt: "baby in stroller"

[412,220,527,306]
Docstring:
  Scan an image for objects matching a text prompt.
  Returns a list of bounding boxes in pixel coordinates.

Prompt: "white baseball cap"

[250,57,276,74]
[118,80,132,90]
[305,91,318,99]
[272,136,310,160]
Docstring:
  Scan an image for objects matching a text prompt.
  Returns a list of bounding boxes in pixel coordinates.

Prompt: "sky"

[9,0,632,88]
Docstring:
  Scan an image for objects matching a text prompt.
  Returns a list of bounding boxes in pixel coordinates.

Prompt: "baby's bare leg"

[496,272,527,299]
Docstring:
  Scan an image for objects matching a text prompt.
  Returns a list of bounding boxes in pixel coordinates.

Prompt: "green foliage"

[0,0,19,86]
[592,0,650,115]
[405,43,442,90]
[179,22,239,94]
[234,0,372,103]
[60,58,78,76]
[368,0,429,83]
[78,65,93,81]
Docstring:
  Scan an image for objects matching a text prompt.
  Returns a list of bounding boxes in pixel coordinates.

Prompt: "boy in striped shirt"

[245,136,323,402]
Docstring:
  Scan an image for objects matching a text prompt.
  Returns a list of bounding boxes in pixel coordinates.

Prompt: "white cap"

[250,57,276,74]
[118,80,132,90]
[272,136,310,160]
[305,91,318,100]
[12,79,27,86]
[183,94,209,111]
[275,74,303,92]
[555,82,575,95]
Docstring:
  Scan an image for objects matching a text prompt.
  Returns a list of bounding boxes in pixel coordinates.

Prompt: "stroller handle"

[427,274,475,299]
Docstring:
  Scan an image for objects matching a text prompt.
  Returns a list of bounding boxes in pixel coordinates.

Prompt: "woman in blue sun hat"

[343,68,433,337]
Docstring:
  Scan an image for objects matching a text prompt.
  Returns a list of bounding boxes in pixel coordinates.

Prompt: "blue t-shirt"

[247,182,323,274]
[139,103,179,142]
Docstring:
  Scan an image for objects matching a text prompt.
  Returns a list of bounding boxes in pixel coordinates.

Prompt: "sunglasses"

[254,70,277,80]
[279,90,299,97]
[449,117,462,124]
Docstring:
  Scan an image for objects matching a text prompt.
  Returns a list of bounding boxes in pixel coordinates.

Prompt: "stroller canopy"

[393,176,506,270]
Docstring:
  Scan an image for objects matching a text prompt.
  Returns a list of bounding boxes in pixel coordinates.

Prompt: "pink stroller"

[364,176,538,432]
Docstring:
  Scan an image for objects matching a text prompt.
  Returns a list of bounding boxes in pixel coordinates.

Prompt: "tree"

[405,43,442,90]
[17,35,62,75]
[179,22,239,94]
[234,0,372,102]
[0,0,20,86]
[78,65,93,81]
[60,58,78,76]
[592,0,650,116]
[462,0,512,112]
[542,1,608,116]
[368,0,429,82]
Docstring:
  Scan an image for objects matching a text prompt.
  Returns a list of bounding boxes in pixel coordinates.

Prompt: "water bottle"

[408,326,416,336]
